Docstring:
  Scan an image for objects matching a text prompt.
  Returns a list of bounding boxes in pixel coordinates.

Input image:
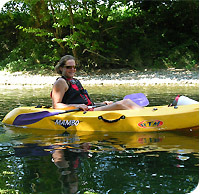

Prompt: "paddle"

[12,93,149,126]
[13,109,80,126]
[94,93,149,107]
[123,93,149,107]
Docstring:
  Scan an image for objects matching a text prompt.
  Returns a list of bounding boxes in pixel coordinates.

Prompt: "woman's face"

[60,59,76,79]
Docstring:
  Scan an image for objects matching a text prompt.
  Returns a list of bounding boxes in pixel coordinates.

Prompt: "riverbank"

[0,68,199,87]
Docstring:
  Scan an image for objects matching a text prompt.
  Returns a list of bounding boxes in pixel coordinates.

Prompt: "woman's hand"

[76,104,88,111]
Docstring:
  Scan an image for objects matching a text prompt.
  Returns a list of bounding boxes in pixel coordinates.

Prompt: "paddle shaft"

[59,104,105,114]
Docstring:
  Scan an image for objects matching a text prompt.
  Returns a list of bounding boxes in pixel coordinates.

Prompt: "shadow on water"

[0,84,199,194]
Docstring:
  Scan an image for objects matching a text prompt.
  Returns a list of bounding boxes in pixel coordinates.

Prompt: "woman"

[51,55,142,111]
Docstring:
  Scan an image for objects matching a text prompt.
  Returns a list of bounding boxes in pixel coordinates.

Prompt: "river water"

[0,84,199,194]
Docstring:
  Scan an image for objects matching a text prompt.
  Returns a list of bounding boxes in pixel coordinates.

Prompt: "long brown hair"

[55,55,75,75]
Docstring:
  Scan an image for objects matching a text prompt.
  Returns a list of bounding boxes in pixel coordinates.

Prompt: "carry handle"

[98,115,125,123]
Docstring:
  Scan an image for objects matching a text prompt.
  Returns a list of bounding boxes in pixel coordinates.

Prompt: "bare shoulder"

[53,77,68,89]
[54,77,66,85]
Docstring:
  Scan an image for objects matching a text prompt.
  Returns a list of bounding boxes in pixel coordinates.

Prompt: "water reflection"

[3,125,198,154]
[52,143,90,194]
[1,124,199,194]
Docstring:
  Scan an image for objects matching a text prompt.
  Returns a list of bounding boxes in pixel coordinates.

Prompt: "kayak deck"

[2,104,199,132]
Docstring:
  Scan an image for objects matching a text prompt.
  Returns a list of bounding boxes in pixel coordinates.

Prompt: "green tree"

[0,0,198,72]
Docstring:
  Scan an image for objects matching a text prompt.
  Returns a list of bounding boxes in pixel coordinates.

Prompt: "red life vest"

[60,76,93,106]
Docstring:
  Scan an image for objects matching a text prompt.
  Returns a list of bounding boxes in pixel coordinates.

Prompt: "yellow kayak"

[2,104,199,132]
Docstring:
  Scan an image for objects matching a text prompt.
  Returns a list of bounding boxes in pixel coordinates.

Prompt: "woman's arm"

[52,78,69,109]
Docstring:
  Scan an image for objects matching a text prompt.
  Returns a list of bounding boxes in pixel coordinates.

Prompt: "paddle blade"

[13,111,61,126]
[12,108,80,126]
[123,93,149,106]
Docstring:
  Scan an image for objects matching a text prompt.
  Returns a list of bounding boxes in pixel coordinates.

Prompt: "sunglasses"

[63,65,76,69]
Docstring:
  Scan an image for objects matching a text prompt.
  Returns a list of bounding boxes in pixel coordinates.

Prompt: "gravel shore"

[0,69,199,87]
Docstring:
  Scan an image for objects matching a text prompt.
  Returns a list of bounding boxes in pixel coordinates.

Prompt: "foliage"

[0,0,198,72]
[0,188,19,194]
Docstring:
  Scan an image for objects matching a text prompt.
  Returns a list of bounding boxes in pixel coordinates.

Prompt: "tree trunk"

[67,0,79,65]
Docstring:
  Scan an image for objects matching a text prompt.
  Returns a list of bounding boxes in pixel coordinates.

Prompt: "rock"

[0,69,198,87]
